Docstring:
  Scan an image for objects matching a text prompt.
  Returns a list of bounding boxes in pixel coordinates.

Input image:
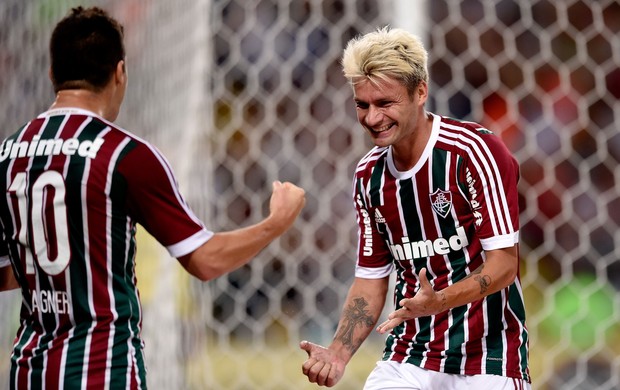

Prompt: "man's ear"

[417,81,428,105]
[115,60,126,85]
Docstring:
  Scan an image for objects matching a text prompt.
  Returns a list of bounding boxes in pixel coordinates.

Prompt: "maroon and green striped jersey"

[0,108,213,389]
[354,114,529,382]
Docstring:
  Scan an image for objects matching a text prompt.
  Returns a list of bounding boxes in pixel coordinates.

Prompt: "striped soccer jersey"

[0,108,213,389]
[354,113,529,382]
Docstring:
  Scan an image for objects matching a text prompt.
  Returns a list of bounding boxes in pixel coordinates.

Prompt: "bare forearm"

[179,217,283,281]
[439,246,518,310]
[377,246,519,334]
[179,180,305,281]
[329,278,388,362]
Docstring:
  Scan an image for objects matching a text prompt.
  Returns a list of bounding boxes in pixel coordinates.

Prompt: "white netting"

[1,0,619,389]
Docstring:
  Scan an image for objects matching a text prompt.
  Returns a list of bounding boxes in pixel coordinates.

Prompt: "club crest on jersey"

[429,189,452,218]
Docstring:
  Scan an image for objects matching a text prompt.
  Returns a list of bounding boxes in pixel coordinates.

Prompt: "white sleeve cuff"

[480,231,519,251]
[166,229,214,258]
[355,262,394,279]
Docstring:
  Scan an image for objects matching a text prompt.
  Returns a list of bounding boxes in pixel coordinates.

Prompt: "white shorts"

[363,360,531,390]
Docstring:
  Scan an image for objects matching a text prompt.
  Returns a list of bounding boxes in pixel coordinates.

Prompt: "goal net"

[0,0,618,389]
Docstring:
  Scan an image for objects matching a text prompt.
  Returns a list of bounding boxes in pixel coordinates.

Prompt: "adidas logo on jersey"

[388,226,469,261]
[0,136,105,162]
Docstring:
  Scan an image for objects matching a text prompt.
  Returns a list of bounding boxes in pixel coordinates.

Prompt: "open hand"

[376,268,445,334]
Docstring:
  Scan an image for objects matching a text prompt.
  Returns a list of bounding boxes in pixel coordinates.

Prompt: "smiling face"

[353,76,428,151]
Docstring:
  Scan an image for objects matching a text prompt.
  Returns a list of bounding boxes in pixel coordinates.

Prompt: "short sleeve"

[462,132,520,251]
[353,177,394,279]
[118,142,213,257]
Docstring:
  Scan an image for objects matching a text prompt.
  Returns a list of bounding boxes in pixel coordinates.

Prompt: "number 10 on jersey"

[8,171,71,276]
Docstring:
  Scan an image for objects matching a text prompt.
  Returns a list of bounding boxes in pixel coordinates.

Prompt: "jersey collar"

[386,112,441,180]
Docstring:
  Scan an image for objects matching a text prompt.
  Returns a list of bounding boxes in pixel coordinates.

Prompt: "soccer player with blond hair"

[301,27,530,390]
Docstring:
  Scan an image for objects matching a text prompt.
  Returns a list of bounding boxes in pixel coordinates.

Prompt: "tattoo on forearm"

[463,264,492,294]
[474,274,492,294]
[335,297,375,353]
[439,291,447,310]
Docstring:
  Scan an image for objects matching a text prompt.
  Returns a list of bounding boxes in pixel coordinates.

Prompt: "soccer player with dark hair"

[0,7,305,389]
[300,27,530,389]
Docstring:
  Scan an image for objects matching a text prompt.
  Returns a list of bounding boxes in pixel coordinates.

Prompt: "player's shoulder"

[436,114,511,154]
[437,115,494,137]
[79,115,171,172]
[91,115,141,142]
[90,115,162,153]
[355,146,388,176]
[434,114,517,166]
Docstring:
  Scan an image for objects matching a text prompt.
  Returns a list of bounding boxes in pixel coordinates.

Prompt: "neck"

[391,112,434,171]
[49,89,110,119]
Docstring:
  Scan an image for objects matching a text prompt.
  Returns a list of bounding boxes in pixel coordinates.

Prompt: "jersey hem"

[382,356,530,383]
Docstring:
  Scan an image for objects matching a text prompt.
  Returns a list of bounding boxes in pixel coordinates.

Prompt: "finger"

[376,318,393,334]
[301,357,316,376]
[325,364,341,387]
[317,361,332,386]
[388,306,408,320]
[299,340,317,356]
[391,303,412,317]
[419,268,430,287]
[272,180,282,190]
[304,360,324,384]
[376,317,403,334]
[385,308,410,325]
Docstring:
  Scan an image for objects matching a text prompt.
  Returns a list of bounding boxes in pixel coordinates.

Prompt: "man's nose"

[365,105,382,126]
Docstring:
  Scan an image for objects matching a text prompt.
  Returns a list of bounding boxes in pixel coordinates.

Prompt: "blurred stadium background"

[1,0,619,389]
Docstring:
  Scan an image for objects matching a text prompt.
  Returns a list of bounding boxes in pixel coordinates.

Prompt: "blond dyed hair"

[341,26,428,95]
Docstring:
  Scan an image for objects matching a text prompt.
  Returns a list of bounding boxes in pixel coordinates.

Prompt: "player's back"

[0,108,147,389]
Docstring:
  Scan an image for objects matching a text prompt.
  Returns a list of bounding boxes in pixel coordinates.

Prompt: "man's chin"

[370,133,393,147]
[371,140,391,148]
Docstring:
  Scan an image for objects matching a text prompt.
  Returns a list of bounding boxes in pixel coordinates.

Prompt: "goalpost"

[0,0,618,389]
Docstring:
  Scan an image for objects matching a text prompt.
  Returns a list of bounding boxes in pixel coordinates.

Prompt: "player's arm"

[440,244,518,305]
[377,245,518,333]
[0,265,19,291]
[120,144,305,281]
[177,181,305,281]
[301,276,389,387]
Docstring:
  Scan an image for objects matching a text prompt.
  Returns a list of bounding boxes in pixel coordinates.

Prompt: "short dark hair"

[50,6,125,92]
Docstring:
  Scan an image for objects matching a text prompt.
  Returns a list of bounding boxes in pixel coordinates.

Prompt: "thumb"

[419,268,431,288]
[299,340,317,356]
